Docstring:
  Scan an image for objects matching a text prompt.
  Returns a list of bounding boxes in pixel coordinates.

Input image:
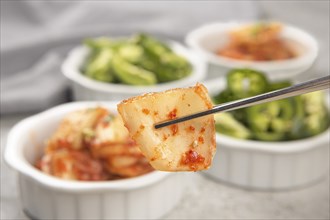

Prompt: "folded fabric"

[0,1,259,114]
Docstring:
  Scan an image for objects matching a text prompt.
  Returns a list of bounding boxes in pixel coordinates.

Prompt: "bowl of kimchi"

[4,102,184,220]
[186,22,318,82]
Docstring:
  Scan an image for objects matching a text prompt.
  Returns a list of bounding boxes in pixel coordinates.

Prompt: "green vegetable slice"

[84,48,114,82]
[82,33,192,84]
[246,99,295,141]
[135,33,172,55]
[213,89,236,104]
[214,112,251,139]
[270,81,292,90]
[112,55,157,85]
[253,132,286,141]
[289,96,306,139]
[212,68,329,141]
[118,44,144,64]
[298,91,330,138]
[227,69,269,98]
[156,54,192,82]
[136,33,192,82]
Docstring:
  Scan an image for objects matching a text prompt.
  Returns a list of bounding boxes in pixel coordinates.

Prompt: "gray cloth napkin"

[0,1,259,114]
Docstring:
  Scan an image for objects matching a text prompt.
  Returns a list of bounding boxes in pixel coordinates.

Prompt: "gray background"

[1,1,329,219]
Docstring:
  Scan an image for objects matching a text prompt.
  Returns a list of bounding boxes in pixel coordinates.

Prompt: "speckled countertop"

[1,114,329,220]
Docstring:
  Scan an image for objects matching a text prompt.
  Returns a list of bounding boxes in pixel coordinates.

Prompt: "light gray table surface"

[1,113,329,220]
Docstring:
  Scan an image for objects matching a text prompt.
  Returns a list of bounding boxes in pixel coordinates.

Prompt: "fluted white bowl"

[205,129,329,190]
[5,101,184,220]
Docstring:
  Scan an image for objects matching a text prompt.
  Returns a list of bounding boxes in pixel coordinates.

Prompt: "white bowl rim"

[185,21,318,71]
[5,101,172,192]
[216,128,329,154]
[62,41,206,94]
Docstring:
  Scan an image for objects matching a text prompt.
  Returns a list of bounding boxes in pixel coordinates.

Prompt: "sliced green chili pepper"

[213,89,236,104]
[270,81,292,90]
[246,99,294,141]
[227,69,269,98]
[231,109,248,125]
[289,96,306,140]
[213,69,329,141]
[303,111,329,137]
[214,112,252,139]
[303,91,326,114]
[299,91,330,137]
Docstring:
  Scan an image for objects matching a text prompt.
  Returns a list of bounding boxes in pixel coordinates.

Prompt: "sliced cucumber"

[112,55,157,85]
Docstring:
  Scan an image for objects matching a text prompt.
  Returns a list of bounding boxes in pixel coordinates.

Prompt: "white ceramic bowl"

[62,41,206,101]
[186,22,318,85]
[5,102,184,220]
[205,130,329,190]
[205,80,329,190]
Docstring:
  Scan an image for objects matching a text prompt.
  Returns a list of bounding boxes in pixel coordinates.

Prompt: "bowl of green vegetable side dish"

[62,34,206,101]
[206,69,329,190]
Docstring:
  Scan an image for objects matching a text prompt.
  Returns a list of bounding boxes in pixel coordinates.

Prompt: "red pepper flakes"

[142,108,150,115]
[167,108,177,119]
[180,150,205,171]
[186,125,195,132]
[198,136,204,144]
[171,124,178,135]
[150,157,157,161]
[163,134,169,141]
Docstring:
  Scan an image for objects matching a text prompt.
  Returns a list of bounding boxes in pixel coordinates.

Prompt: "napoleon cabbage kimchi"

[36,107,153,181]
